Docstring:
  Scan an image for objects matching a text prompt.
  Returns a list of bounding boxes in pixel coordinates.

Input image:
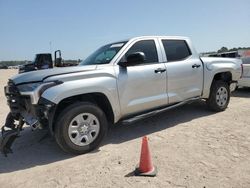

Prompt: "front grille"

[4,80,21,116]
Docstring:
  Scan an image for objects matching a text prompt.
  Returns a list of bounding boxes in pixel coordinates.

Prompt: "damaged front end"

[1,80,58,156]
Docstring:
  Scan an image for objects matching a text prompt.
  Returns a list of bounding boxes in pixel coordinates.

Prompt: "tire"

[54,102,108,154]
[206,80,230,112]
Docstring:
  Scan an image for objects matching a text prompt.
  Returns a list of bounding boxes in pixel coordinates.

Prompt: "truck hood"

[11,65,97,85]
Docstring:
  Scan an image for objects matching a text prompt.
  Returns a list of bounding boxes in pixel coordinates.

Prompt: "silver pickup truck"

[1,36,242,155]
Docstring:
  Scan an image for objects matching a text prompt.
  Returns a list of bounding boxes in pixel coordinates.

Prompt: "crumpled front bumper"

[1,80,56,156]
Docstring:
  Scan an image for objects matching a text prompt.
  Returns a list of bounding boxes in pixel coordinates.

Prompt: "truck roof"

[130,35,190,40]
[113,36,190,44]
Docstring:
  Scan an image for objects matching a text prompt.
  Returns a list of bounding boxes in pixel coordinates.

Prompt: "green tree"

[217,47,228,53]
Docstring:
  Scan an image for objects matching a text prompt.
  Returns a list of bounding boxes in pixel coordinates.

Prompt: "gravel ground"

[0,69,250,188]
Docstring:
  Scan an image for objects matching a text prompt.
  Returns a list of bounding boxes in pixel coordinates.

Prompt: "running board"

[121,97,200,124]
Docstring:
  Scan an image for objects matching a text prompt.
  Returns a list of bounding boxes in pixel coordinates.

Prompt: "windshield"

[80,41,127,65]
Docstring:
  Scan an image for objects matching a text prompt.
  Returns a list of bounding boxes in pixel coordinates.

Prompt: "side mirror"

[55,58,62,67]
[54,50,63,67]
[118,52,146,67]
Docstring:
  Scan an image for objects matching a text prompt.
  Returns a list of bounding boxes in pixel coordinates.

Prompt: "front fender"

[41,76,121,123]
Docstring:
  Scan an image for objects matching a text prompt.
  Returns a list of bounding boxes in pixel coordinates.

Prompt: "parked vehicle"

[18,50,63,73]
[238,56,250,88]
[19,50,62,73]
[0,36,242,155]
[0,65,8,69]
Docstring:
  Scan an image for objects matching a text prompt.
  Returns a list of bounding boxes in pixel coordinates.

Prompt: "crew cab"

[1,36,242,155]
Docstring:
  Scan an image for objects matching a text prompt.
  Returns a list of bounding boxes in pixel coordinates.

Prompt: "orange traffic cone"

[134,136,157,177]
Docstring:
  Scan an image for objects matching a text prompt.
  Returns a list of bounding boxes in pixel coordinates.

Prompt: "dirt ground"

[0,69,250,188]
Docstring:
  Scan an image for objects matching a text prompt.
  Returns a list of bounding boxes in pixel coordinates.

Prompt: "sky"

[0,0,250,61]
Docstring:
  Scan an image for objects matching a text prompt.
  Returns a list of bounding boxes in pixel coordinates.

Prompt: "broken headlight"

[17,81,63,104]
[17,82,43,92]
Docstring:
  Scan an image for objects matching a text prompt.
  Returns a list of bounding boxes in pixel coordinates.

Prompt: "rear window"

[162,40,191,62]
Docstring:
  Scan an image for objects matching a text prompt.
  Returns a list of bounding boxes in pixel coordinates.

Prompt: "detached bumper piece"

[0,113,24,157]
[0,127,19,156]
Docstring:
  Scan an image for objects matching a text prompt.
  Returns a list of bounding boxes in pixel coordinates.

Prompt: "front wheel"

[206,80,230,112]
[54,102,108,154]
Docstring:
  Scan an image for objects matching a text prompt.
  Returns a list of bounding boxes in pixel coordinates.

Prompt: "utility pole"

[49,41,52,53]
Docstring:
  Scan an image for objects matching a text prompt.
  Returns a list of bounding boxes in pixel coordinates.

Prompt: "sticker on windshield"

[110,43,124,48]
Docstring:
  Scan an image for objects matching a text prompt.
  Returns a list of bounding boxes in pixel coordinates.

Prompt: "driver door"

[115,39,168,117]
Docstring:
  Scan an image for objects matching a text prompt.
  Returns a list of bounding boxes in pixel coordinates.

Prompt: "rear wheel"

[54,102,108,154]
[206,80,230,112]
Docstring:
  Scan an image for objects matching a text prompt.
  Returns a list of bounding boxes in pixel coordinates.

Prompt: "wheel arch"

[203,71,233,98]
[50,92,115,134]
[208,72,232,96]
[212,71,232,84]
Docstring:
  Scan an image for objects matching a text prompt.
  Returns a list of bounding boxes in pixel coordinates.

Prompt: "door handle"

[192,64,201,68]
[154,68,166,73]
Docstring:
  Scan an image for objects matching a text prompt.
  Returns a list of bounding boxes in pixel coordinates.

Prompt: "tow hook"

[0,113,24,157]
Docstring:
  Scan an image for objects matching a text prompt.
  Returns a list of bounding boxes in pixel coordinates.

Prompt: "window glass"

[80,41,127,65]
[95,50,116,63]
[125,40,158,63]
[162,40,191,62]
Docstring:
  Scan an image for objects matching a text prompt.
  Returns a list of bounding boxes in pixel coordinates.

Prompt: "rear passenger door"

[160,39,203,104]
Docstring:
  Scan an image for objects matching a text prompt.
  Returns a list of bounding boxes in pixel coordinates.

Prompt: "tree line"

[202,46,250,55]
[0,60,80,67]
